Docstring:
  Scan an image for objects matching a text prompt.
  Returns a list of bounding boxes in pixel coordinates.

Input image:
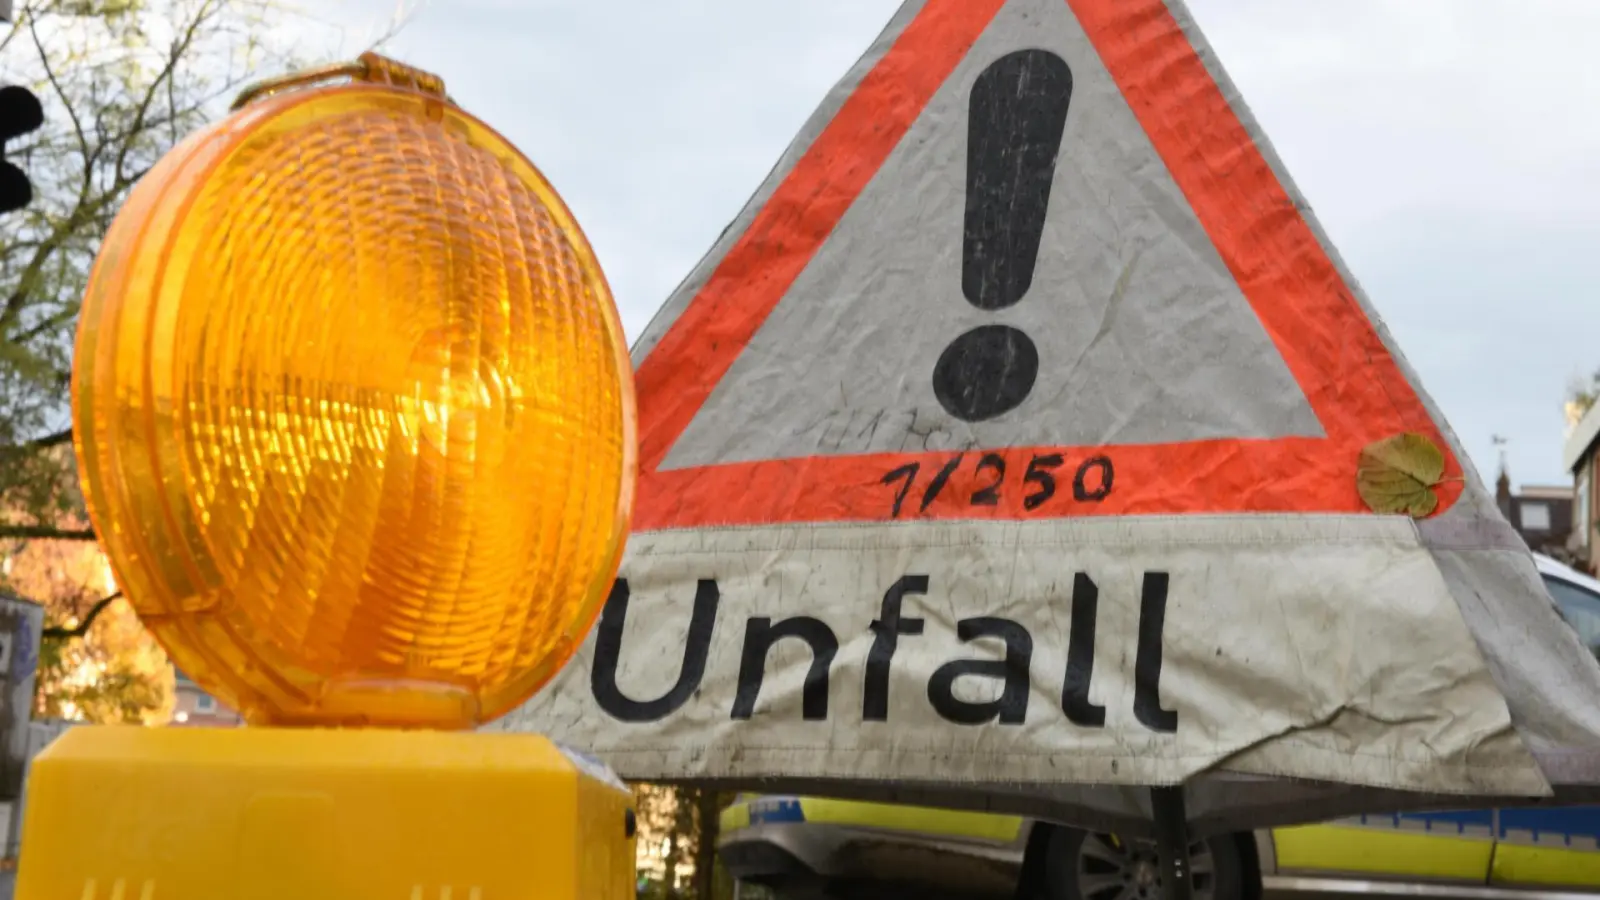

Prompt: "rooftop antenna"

[1492,434,1509,471]
[1491,434,1512,495]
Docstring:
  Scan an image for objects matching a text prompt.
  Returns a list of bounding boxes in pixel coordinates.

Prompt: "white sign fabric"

[501,516,1546,801]
[495,0,1600,825]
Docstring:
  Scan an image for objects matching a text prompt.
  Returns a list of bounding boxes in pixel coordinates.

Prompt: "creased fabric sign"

[493,0,1600,829]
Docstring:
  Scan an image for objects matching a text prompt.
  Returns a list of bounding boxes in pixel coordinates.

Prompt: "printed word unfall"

[589,571,1177,732]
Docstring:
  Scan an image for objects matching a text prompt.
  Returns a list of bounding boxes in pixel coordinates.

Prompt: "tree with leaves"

[630,785,736,900]
[4,520,173,722]
[0,0,355,722]
[1566,367,1600,433]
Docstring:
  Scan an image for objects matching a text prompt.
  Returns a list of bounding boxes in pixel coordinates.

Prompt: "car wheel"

[1039,829,1246,900]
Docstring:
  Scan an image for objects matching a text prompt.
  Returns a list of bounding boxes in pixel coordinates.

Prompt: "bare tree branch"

[19,427,71,451]
[0,17,100,334]
[41,591,121,640]
[0,3,26,59]
[0,524,95,540]
[7,305,79,343]
[113,0,218,187]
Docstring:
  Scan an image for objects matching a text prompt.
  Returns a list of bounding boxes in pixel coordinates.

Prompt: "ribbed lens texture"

[72,90,634,729]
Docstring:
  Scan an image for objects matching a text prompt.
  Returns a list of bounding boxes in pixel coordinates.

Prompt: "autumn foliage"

[2,525,173,724]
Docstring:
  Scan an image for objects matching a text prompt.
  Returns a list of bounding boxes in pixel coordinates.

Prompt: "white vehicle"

[720,553,1600,900]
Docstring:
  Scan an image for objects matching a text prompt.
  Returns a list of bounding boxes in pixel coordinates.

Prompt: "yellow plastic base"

[15,726,636,900]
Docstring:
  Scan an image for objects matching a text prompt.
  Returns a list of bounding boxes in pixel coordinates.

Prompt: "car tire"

[1037,828,1247,900]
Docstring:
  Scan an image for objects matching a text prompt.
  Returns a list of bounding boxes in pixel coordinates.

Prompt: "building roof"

[1520,485,1576,500]
[1565,401,1600,474]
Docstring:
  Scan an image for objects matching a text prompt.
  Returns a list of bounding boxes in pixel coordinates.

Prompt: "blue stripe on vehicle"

[1343,809,1495,842]
[1402,810,1493,834]
[1499,807,1600,847]
[1344,806,1600,848]
[1353,810,1492,834]
[747,798,805,825]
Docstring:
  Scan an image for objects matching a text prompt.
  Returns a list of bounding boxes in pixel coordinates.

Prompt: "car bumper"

[719,821,1024,895]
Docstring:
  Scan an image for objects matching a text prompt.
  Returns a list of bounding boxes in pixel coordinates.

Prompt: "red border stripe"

[634,0,1010,469]
[629,0,1461,530]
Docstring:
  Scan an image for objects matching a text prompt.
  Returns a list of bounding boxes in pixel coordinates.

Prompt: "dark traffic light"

[0,85,43,214]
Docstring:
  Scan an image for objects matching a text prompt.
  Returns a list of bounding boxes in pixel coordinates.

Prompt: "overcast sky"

[315,0,1600,488]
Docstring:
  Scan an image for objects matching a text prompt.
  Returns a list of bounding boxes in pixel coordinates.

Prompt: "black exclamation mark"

[933,50,1073,423]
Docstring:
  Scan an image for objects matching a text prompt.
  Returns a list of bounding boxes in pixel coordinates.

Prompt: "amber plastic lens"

[71,75,636,729]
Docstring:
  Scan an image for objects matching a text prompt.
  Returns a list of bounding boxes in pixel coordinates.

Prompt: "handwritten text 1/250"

[880,453,1114,518]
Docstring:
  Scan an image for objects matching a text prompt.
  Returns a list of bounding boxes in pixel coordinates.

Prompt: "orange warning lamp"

[18,54,640,900]
[68,53,636,730]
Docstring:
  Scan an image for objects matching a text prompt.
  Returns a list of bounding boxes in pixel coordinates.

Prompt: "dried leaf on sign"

[1357,432,1448,518]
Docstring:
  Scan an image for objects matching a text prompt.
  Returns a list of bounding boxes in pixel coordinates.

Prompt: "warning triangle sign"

[630,0,1461,529]
[501,0,1600,824]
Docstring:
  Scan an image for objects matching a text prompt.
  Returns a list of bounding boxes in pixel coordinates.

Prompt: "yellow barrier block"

[15,726,636,900]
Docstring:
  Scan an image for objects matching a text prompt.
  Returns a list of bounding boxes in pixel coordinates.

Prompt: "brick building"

[171,668,242,727]
[1564,402,1600,575]
[1495,471,1575,559]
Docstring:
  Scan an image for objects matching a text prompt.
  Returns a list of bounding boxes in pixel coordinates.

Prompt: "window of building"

[194,694,216,714]
[1521,501,1551,532]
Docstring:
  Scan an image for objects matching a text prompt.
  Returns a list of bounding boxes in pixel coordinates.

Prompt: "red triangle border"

[630,0,1460,531]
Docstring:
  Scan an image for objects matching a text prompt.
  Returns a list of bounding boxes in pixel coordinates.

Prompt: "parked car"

[719,553,1600,899]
